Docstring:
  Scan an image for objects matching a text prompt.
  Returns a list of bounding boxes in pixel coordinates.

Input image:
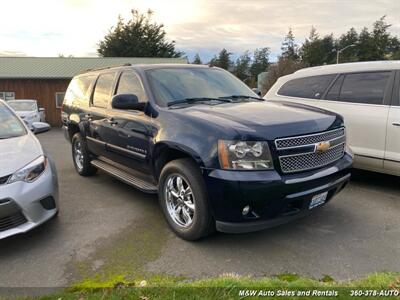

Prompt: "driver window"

[116,72,146,102]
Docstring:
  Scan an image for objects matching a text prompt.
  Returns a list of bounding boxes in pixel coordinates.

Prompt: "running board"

[91,159,158,194]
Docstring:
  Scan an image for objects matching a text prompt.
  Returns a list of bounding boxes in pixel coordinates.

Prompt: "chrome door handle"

[393,122,400,127]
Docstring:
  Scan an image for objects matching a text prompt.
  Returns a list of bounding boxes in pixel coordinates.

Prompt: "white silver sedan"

[7,99,45,130]
[0,99,58,239]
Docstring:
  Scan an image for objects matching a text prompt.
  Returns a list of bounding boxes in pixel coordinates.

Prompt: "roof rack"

[81,63,132,74]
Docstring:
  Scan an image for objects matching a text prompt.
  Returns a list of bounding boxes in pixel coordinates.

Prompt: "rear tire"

[158,158,215,240]
[71,133,97,176]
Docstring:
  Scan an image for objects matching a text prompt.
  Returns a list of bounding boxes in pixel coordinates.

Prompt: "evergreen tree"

[98,9,183,57]
[209,49,233,70]
[250,47,270,78]
[234,51,251,81]
[192,53,202,64]
[281,28,299,60]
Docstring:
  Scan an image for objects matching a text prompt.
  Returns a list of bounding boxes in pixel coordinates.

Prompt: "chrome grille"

[275,128,345,149]
[0,212,27,232]
[275,127,346,174]
[279,143,345,173]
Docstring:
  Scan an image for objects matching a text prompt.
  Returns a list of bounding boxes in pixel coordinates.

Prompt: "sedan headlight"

[8,156,47,184]
[218,140,273,170]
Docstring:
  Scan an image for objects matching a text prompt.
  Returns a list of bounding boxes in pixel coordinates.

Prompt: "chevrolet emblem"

[315,141,331,153]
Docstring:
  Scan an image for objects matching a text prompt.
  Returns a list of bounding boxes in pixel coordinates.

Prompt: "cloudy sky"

[0,0,399,62]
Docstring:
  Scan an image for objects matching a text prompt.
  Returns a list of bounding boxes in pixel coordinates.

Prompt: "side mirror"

[32,122,51,134]
[252,88,262,97]
[111,94,145,111]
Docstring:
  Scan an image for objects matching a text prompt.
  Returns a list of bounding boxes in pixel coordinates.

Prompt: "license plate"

[309,192,328,209]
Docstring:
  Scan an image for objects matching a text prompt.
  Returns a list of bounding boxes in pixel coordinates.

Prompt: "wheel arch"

[153,142,205,181]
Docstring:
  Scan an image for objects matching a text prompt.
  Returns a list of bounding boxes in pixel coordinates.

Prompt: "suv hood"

[176,101,342,139]
[0,133,43,177]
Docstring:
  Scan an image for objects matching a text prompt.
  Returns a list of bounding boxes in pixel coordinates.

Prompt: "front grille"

[279,143,345,173]
[275,127,346,174]
[0,175,10,185]
[275,128,345,149]
[0,212,27,232]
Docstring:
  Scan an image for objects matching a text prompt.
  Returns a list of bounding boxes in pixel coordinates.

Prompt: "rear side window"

[116,72,146,102]
[93,73,116,108]
[338,72,391,105]
[278,75,335,99]
[64,75,95,106]
[325,75,344,101]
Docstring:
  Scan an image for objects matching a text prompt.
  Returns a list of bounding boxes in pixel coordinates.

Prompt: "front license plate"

[309,192,328,209]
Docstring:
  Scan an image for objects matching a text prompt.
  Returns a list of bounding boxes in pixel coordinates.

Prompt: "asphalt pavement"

[0,129,399,290]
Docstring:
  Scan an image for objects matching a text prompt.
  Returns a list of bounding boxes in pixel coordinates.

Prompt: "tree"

[192,53,202,64]
[209,48,233,70]
[300,28,335,66]
[337,27,359,63]
[234,51,251,81]
[281,28,299,60]
[250,47,270,78]
[98,9,183,58]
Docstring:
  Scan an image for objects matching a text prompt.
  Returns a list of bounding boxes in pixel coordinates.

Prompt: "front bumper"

[0,157,59,239]
[204,153,352,233]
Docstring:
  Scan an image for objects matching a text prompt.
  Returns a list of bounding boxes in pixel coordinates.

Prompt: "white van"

[265,61,400,176]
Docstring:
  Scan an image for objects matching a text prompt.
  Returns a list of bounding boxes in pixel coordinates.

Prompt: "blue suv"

[62,64,352,240]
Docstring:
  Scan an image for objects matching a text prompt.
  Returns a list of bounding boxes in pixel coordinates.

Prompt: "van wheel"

[71,133,97,176]
[159,158,215,241]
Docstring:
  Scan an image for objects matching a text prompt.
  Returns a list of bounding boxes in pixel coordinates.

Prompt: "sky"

[0,0,399,62]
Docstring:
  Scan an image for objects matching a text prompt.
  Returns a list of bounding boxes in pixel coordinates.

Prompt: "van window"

[64,75,95,106]
[116,72,146,102]
[338,72,390,105]
[93,73,116,108]
[278,75,335,99]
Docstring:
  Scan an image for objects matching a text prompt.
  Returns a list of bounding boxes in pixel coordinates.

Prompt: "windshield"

[0,102,27,139]
[8,101,37,112]
[146,67,257,106]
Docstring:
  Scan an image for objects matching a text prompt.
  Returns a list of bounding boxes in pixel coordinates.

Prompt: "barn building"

[0,57,187,126]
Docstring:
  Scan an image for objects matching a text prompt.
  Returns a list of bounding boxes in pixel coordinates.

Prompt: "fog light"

[242,205,250,216]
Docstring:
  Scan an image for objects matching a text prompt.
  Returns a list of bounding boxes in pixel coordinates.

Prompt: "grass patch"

[19,272,400,300]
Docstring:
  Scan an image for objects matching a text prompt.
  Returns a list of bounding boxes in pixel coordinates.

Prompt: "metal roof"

[0,56,188,79]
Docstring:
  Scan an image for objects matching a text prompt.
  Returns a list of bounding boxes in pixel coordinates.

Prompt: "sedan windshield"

[8,101,37,112]
[0,102,26,139]
[146,67,258,106]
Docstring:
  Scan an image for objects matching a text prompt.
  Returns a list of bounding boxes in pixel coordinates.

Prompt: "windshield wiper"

[167,97,232,107]
[219,95,264,101]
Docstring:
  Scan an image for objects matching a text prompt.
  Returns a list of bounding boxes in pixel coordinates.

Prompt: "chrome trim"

[86,136,106,146]
[275,127,345,150]
[279,142,345,159]
[107,143,146,159]
[279,143,345,174]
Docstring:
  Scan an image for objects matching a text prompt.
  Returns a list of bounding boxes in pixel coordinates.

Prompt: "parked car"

[265,61,400,176]
[7,99,46,129]
[0,99,58,239]
[62,64,352,240]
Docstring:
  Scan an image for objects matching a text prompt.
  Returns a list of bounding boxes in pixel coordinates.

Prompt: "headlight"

[7,156,47,184]
[218,140,273,170]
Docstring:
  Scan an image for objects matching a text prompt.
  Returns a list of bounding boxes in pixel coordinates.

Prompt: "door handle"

[393,122,400,127]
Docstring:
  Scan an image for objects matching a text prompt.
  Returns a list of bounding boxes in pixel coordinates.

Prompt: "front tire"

[159,158,215,240]
[71,133,97,176]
